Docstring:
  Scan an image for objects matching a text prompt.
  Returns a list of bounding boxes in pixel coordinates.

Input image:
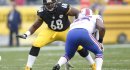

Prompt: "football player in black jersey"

[17,0,95,70]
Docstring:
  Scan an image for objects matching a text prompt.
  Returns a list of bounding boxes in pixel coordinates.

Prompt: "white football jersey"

[70,8,103,34]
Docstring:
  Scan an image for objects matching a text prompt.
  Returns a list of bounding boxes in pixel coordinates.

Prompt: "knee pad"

[29,46,40,56]
[77,48,89,57]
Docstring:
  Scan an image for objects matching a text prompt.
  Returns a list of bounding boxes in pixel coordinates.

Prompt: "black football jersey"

[37,2,71,31]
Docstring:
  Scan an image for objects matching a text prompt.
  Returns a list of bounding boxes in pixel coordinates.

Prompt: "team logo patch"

[52,16,55,19]
[59,15,63,18]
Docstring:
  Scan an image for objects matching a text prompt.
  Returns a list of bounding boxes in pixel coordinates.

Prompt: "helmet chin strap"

[47,8,54,11]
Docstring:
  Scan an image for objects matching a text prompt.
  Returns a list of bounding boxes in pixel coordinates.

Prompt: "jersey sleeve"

[60,3,70,14]
[37,7,44,19]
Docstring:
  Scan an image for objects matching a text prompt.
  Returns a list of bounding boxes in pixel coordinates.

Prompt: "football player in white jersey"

[16,0,96,70]
[52,8,105,70]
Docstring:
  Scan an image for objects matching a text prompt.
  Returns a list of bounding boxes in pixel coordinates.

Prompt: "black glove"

[98,38,103,43]
[98,38,104,51]
[16,34,27,39]
[100,43,104,52]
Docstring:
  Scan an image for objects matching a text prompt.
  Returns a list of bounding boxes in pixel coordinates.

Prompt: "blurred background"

[0,0,130,46]
[0,0,130,70]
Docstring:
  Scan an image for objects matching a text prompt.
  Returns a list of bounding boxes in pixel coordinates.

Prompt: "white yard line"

[105,44,130,48]
[0,44,130,52]
[0,46,64,52]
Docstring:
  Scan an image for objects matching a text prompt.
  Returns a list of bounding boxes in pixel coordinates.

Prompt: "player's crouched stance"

[52,8,105,70]
[16,0,96,69]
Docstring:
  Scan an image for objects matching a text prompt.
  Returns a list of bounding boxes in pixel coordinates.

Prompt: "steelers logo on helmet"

[43,0,57,11]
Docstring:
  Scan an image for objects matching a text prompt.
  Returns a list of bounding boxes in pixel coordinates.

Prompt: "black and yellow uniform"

[37,2,70,31]
[33,2,83,50]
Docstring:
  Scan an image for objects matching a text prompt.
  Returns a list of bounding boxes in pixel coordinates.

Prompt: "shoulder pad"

[61,3,69,9]
[37,6,44,13]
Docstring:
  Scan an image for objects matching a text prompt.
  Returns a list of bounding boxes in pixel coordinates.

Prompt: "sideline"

[0,44,130,52]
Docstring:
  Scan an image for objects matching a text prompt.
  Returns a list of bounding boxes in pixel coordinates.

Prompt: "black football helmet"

[43,0,57,11]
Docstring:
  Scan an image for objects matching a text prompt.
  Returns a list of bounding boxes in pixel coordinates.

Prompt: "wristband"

[25,31,31,37]
[23,34,27,37]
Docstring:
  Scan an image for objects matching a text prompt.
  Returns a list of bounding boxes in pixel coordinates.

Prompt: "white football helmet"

[78,8,93,18]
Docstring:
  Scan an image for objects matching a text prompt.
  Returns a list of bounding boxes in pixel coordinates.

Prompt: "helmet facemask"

[43,0,57,11]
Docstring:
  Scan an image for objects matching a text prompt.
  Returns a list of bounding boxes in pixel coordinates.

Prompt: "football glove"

[100,43,104,52]
[16,34,27,39]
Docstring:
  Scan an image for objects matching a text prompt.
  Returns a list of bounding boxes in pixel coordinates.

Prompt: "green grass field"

[0,45,130,70]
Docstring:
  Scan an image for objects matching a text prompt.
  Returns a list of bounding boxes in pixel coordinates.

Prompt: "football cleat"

[25,66,32,70]
[52,64,60,70]
[65,62,74,70]
[91,63,96,70]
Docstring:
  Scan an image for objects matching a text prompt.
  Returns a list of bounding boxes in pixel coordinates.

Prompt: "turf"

[0,45,130,70]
